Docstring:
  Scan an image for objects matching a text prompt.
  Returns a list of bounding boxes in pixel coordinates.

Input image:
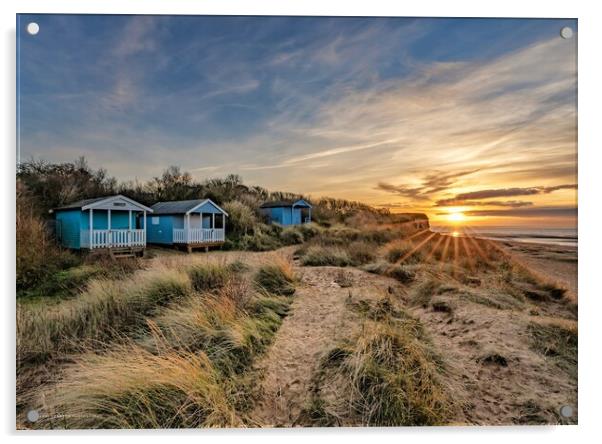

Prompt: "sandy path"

[249,266,400,427]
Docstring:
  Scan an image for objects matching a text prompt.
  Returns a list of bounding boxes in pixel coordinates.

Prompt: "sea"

[430,226,578,248]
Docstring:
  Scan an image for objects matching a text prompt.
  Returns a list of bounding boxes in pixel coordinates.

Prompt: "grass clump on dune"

[17,268,192,366]
[300,246,352,267]
[347,322,452,426]
[39,343,241,429]
[306,305,454,427]
[528,320,577,379]
[254,258,296,296]
[280,227,305,245]
[385,240,423,264]
[187,263,231,292]
[361,261,416,284]
[154,289,291,375]
[346,241,377,265]
[28,258,296,429]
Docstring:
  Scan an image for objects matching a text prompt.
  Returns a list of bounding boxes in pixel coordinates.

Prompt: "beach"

[431,226,578,301]
[500,241,578,301]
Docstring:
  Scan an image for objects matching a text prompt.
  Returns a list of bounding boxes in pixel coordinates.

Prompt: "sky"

[17,15,577,228]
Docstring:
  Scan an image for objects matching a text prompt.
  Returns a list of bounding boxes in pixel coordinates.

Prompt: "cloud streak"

[377,169,480,200]
[435,184,577,206]
[460,206,577,218]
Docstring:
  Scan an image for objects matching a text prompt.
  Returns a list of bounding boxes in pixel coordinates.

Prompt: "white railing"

[82,229,146,249]
[173,228,225,244]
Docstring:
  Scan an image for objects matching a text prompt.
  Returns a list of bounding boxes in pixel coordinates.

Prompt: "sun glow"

[447,210,466,223]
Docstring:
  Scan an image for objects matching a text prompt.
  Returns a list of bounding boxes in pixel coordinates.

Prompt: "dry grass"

[38,341,241,429]
[300,245,353,267]
[304,297,455,427]
[254,256,297,295]
[17,185,80,294]
[187,262,231,292]
[17,267,192,366]
[22,255,298,429]
[384,240,423,264]
[528,319,577,380]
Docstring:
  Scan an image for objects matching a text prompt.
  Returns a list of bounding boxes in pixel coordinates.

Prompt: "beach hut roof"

[52,195,153,212]
[150,198,229,216]
[260,199,312,209]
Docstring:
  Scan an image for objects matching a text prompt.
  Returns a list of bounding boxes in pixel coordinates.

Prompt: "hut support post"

[89,208,93,249]
[108,209,112,247]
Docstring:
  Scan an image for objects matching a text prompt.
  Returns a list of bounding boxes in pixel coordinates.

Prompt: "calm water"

[431,226,578,248]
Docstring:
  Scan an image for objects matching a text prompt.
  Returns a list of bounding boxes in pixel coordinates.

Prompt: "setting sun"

[447,211,466,223]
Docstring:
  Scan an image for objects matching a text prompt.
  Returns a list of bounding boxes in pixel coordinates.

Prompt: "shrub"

[17,185,80,294]
[221,200,257,237]
[385,240,422,264]
[359,228,397,245]
[347,241,377,265]
[385,264,416,284]
[300,246,352,267]
[297,222,324,240]
[316,226,361,245]
[237,227,282,251]
[297,223,322,240]
[280,227,305,245]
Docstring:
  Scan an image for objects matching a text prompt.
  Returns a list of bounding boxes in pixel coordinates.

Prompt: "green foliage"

[17,184,81,294]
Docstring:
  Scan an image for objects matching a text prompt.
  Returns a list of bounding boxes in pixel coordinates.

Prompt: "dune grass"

[187,262,232,292]
[528,320,577,380]
[254,257,297,295]
[39,342,241,429]
[17,268,192,366]
[304,297,455,427]
[300,246,353,267]
[26,256,297,429]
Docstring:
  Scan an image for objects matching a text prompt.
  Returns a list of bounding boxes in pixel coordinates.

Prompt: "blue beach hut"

[259,199,312,226]
[147,199,228,252]
[51,195,153,253]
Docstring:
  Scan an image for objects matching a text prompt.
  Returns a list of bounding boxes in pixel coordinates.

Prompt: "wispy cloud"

[377,169,480,200]
[461,206,577,218]
[435,184,577,206]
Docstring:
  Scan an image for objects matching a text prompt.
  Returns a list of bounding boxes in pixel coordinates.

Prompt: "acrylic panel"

[16,15,577,429]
